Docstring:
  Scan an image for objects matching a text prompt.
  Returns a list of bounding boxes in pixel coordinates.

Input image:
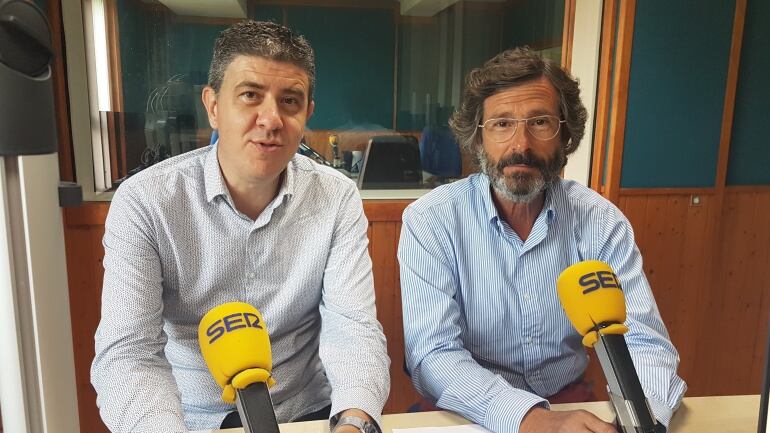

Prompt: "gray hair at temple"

[208,20,316,100]
[449,47,587,165]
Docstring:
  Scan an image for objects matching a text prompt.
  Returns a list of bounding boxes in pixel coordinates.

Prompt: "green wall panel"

[287,6,394,130]
[167,5,284,84]
[396,17,444,131]
[117,0,153,114]
[503,0,563,56]
[166,23,227,115]
[250,5,284,23]
[727,0,770,185]
[621,0,734,188]
[117,3,285,115]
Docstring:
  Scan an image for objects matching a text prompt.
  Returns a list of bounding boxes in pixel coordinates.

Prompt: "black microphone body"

[595,332,666,433]
[235,382,280,433]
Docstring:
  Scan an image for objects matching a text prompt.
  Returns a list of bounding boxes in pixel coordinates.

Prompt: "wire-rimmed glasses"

[478,115,566,142]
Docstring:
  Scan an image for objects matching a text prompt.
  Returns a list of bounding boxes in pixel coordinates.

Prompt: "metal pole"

[0,155,80,433]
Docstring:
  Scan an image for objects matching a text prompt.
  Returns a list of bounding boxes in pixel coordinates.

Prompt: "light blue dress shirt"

[398,173,686,433]
[92,145,390,432]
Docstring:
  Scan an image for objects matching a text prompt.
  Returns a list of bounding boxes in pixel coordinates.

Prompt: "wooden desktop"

[211,395,761,433]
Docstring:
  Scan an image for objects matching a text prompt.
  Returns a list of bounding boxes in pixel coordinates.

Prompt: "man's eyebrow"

[487,110,514,119]
[233,81,306,99]
[234,81,265,90]
[488,109,559,119]
[526,108,559,117]
[282,87,307,99]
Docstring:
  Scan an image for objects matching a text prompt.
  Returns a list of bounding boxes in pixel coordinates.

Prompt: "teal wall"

[396,17,444,131]
[115,1,562,132]
[396,4,508,131]
[396,1,563,131]
[503,0,564,57]
[463,6,504,90]
[117,2,392,130]
[117,0,155,114]
[167,24,228,85]
[287,6,394,130]
[621,0,735,188]
[727,0,770,185]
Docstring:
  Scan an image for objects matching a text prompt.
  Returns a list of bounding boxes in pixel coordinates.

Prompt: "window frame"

[63,0,114,200]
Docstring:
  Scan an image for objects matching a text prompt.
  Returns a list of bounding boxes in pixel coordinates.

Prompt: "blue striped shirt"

[398,173,686,433]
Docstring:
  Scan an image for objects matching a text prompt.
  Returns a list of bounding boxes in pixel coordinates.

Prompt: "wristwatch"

[333,415,378,433]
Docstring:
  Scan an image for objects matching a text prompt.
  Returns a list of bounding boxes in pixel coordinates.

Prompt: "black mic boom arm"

[235,382,280,433]
[594,333,665,433]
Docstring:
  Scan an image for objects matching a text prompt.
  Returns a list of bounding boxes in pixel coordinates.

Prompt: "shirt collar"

[477,174,500,224]
[204,143,297,204]
[276,157,296,201]
[204,144,228,203]
[542,181,557,224]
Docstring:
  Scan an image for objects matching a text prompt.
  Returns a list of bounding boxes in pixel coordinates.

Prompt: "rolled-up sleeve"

[318,183,391,428]
[91,184,188,433]
[398,206,547,433]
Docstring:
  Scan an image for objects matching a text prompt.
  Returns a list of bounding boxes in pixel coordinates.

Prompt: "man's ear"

[306,100,315,121]
[202,86,219,129]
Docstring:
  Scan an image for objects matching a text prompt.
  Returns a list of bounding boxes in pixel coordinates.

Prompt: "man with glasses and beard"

[397,48,685,433]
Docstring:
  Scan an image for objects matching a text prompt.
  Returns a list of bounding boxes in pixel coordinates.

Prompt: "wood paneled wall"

[701,188,770,395]
[615,188,770,398]
[63,204,110,433]
[617,191,717,396]
[364,201,421,414]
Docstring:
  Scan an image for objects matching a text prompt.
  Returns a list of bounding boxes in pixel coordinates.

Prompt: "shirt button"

[525,337,532,344]
[523,293,531,300]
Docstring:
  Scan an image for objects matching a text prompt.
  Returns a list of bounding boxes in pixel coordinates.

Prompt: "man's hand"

[520,407,618,433]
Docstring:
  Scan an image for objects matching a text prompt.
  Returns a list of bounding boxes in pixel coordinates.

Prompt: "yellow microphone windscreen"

[198,302,273,392]
[556,260,628,346]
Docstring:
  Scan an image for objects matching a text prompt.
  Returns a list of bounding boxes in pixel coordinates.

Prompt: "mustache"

[496,151,548,172]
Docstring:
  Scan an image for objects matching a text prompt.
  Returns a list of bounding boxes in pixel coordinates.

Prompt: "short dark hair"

[449,47,587,159]
[208,20,316,100]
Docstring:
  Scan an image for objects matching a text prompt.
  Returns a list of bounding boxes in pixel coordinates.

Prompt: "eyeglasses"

[478,115,566,142]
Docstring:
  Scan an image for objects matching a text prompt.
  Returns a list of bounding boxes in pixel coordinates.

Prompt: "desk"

[212,395,760,433]
[359,189,432,200]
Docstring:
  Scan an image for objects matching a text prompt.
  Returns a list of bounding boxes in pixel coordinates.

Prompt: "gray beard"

[477,147,551,204]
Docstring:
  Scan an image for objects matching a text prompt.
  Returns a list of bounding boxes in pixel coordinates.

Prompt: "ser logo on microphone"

[579,270,622,294]
[206,312,263,344]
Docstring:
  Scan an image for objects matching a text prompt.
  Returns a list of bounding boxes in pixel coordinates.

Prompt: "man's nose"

[509,120,532,152]
[256,98,283,131]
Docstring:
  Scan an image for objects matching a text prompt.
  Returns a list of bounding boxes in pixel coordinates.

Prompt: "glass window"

[73,0,566,194]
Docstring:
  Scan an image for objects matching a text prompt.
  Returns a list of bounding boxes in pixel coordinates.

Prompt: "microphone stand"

[594,333,666,433]
[235,382,280,433]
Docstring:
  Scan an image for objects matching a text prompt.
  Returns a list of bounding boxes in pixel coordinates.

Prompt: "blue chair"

[419,126,461,179]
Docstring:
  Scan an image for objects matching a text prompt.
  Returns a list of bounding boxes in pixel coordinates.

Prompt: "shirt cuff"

[329,386,385,431]
[484,388,549,433]
[647,396,674,428]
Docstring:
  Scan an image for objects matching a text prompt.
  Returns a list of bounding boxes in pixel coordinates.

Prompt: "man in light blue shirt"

[398,47,686,433]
